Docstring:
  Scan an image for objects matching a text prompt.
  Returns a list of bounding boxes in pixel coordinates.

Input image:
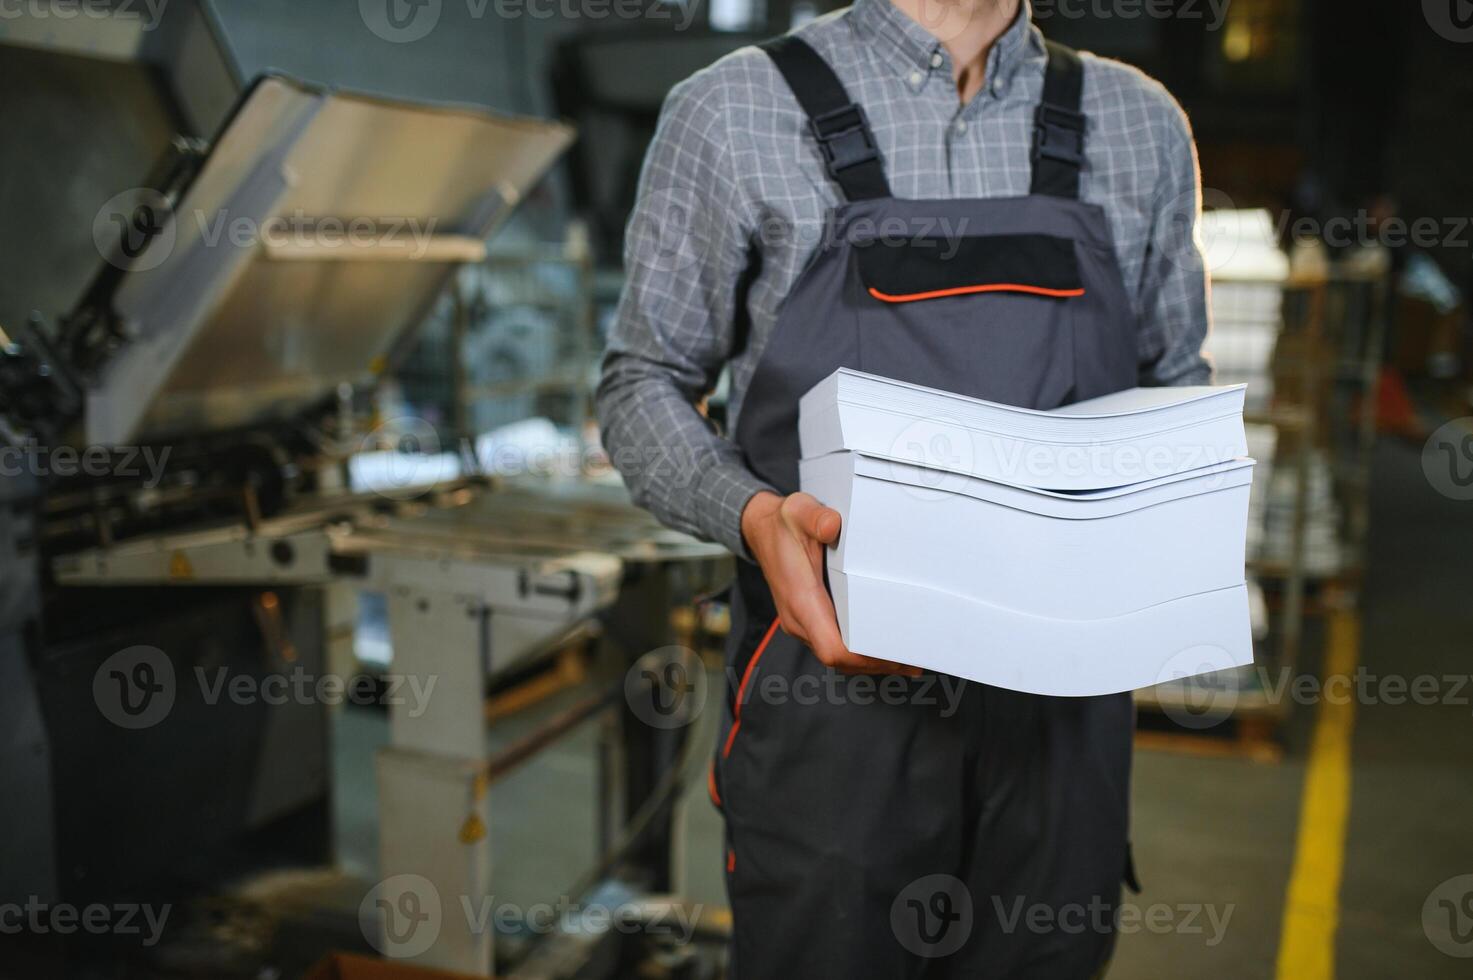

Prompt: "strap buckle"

[1032,103,1086,167]
[810,103,880,176]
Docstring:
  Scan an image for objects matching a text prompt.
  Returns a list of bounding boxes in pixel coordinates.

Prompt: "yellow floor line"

[1275,605,1360,980]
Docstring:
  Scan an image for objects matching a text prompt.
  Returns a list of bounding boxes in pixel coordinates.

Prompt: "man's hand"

[741,491,921,676]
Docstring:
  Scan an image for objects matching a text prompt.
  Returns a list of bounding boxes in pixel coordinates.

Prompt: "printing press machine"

[0,5,728,975]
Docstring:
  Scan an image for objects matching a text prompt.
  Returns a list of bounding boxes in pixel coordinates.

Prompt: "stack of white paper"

[798,368,1256,697]
[1201,209,1290,412]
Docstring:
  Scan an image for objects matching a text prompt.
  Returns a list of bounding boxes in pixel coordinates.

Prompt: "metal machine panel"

[90,76,574,446]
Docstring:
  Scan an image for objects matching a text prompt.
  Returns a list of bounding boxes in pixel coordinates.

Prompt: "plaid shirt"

[597,0,1213,557]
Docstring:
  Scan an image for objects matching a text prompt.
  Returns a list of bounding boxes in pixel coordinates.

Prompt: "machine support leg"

[375,584,495,974]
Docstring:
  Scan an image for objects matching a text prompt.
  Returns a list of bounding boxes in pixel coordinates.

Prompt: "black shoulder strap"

[760,35,891,201]
[1030,40,1086,199]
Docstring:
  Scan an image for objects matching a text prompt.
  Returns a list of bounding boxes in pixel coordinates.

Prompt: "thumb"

[798,497,842,545]
[811,506,842,545]
[785,492,842,544]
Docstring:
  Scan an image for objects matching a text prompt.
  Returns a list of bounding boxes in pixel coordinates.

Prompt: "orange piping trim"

[708,765,722,807]
[867,283,1086,303]
[721,618,781,759]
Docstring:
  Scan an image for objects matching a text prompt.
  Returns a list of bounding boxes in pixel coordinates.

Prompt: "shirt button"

[930,52,944,69]
[954,120,968,134]
[909,70,924,86]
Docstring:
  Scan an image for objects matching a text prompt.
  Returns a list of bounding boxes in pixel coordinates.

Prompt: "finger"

[833,652,924,677]
[783,493,842,546]
[788,586,849,669]
[810,506,842,545]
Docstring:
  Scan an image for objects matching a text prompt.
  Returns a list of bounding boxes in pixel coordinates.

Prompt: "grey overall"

[710,37,1141,979]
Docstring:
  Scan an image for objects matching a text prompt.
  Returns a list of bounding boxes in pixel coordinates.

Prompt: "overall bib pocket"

[851,234,1085,406]
[856,232,1085,303]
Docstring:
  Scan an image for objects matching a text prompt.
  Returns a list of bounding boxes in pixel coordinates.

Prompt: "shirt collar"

[851,0,1041,91]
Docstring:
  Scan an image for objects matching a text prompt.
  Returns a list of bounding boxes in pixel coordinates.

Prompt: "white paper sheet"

[799,368,1248,490]
[830,571,1253,697]
[802,451,1253,621]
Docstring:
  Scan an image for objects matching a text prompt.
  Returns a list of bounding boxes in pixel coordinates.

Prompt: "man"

[598,0,1210,975]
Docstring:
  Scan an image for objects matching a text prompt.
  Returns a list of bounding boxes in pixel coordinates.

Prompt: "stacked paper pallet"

[1200,209,1290,414]
[798,368,1256,697]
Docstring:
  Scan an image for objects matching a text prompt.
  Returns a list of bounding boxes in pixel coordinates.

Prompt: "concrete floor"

[331,436,1473,977]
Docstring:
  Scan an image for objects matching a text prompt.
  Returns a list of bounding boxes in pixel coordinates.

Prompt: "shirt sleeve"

[595,71,774,558]
[1136,99,1214,388]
